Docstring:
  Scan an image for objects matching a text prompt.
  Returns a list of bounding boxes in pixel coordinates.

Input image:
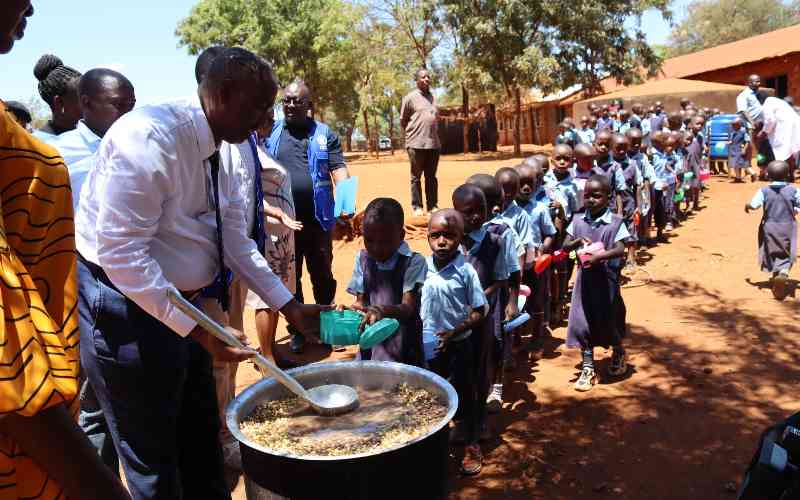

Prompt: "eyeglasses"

[281,97,309,106]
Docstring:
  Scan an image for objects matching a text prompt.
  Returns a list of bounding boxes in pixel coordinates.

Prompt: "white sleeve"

[94,133,197,336]
[221,147,294,312]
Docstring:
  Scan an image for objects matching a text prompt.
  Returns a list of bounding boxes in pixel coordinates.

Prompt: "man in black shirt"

[267,81,350,353]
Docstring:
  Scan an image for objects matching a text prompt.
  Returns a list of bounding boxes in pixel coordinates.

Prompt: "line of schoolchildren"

[337,99,722,478]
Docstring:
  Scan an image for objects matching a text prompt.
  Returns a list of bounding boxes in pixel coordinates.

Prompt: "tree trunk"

[513,86,522,157]
[462,82,469,155]
[363,108,372,155]
[388,106,395,155]
[345,126,353,152]
[373,112,380,160]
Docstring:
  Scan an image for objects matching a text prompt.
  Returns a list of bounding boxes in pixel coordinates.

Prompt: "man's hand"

[189,325,254,362]
[281,299,334,341]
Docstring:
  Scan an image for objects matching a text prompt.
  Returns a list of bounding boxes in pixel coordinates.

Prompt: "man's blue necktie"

[208,151,229,311]
[247,133,266,256]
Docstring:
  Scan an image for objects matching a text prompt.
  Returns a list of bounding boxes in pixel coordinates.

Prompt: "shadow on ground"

[448,278,800,500]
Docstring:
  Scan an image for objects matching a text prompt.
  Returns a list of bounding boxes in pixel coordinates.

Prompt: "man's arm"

[399,95,411,129]
[327,129,350,184]
[93,135,197,336]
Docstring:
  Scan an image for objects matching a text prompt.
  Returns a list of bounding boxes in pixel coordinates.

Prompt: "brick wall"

[686,53,800,103]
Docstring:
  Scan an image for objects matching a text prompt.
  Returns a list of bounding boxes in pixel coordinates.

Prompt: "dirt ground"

[231,147,800,500]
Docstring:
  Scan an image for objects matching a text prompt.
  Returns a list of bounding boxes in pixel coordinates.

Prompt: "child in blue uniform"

[610,134,642,268]
[745,161,800,300]
[651,131,678,241]
[452,184,509,426]
[728,117,753,183]
[626,128,655,245]
[422,209,487,475]
[593,129,626,214]
[495,167,536,272]
[466,173,522,379]
[515,162,558,339]
[344,198,426,366]
[562,175,630,392]
[576,115,596,144]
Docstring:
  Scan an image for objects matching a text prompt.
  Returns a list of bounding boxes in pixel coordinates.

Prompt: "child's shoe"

[608,350,628,376]
[486,384,503,414]
[461,444,483,475]
[665,222,674,232]
[574,366,597,392]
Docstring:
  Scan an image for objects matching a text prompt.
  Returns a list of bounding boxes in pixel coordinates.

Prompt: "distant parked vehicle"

[379,137,392,150]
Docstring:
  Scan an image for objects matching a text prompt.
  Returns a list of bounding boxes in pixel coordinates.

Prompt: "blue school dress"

[566,210,629,350]
[751,183,800,273]
[729,129,750,170]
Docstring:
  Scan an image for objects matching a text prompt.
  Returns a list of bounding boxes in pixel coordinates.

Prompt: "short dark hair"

[466,173,502,207]
[202,47,278,98]
[588,174,611,194]
[363,197,404,228]
[495,166,519,183]
[195,46,227,84]
[452,183,486,209]
[414,68,429,81]
[79,68,133,98]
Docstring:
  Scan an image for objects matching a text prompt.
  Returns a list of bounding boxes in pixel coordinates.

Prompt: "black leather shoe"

[290,333,305,354]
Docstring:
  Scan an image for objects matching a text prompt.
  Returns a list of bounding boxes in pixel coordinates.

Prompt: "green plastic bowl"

[359,318,400,350]
[320,310,362,346]
[673,188,685,202]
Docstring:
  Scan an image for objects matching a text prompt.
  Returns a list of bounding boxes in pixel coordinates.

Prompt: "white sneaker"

[486,384,503,413]
[574,367,597,392]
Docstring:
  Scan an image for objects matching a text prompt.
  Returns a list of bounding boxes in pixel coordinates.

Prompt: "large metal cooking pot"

[227,361,458,500]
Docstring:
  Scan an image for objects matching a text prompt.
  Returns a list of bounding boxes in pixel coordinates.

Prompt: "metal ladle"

[167,290,359,416]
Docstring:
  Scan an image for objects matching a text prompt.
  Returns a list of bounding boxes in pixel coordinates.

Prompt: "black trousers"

[429,337,477,445]
[78,257,230,500]
[408,148,440,211]
[292,222,336,336]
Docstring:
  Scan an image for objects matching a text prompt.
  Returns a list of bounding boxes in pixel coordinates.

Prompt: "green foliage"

[666,0,799,57]
[549,0,670,95]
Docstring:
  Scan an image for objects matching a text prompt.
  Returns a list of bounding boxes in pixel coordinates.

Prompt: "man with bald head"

[737,74,764,124]
[52,67,135,209]
[267,80,350,353]
[401,68,441,217]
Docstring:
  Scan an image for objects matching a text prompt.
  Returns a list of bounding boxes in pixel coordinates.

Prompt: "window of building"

[765,75,789,98]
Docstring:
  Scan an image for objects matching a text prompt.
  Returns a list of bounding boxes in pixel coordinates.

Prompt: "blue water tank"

[707,113,738,159]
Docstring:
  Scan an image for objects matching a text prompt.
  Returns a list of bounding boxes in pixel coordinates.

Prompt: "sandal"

[461,444,483,475]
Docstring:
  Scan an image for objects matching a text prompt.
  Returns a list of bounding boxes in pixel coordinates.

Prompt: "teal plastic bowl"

[320,310,362,346]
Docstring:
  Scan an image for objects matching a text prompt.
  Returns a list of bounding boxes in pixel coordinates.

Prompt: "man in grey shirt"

[401,68,440,216]
[737,74,764,124]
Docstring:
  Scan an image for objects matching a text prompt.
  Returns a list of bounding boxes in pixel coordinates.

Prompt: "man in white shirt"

[52,68,135,209]
[759,96,800,168]
[75,48,325,500]
[48,69,136,479]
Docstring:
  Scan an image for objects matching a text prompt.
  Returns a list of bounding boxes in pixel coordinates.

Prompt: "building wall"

[497,103,560,146]
[686,53,800,103]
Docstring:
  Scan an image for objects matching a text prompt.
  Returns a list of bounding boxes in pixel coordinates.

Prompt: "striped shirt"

[0,101,80,499]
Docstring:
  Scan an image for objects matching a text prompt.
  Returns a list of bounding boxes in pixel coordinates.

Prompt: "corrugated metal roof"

[660,23,800,79]
[577,78,744,103]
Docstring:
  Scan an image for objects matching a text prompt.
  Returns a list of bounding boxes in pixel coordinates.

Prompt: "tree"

[548,0,670,96]
[175,0,361,113]
[443,0,558,156]
[373,0,442,68]
[666,0,799,57]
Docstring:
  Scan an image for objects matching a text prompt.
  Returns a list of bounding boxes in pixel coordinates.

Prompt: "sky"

[4,0,692,110]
